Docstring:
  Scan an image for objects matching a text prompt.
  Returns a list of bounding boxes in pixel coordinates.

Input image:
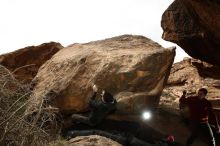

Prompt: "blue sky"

[0,0,188,62]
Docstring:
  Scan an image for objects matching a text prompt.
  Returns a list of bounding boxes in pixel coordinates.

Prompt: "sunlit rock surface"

[64,135,122,146]
[0,42,63,83]
[27,35,175,114]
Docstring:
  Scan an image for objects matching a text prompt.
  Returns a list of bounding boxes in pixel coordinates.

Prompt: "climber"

[71,84,117,126]
[179,87,220,146]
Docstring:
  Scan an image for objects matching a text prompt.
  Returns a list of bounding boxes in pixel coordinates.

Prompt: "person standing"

[179,87,220,146]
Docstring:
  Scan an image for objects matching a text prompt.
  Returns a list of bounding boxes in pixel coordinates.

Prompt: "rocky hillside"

[160,58,220,118]
[0,42,63,83]
[161,0,220,66]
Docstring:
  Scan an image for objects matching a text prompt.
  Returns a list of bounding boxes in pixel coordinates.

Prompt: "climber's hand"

[92,84,98,92]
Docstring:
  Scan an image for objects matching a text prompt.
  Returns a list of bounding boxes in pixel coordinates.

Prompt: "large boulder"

[27,35,175,114]
[0,42,63,83]
[161,0,220,66]
[64,135,122,146]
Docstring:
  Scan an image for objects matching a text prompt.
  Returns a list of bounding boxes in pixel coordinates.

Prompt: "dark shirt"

[88,92,117,125]
[179,95,213,123]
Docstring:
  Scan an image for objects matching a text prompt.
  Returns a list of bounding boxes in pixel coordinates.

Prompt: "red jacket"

[179,95,218,127]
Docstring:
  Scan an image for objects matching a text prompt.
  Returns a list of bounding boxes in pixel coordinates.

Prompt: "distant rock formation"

[160,58,220,145]
[161,0,220,66]
[0,42,63,83]
[161,58,220,117]
[64,135,122,146]
[27,35,175,114]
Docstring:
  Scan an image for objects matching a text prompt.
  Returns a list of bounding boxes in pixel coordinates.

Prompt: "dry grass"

[0,65,62,146]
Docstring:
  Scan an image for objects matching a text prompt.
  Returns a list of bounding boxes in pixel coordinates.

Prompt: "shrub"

[0,65,61,146]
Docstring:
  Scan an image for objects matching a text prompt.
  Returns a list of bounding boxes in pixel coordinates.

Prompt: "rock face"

[161,0,220,66]
[161,57,220,108]
[0,42,63,83]
[64,135,122,146]
[28,35,175,114]
[160,58,220,124]
[159,58,220,146]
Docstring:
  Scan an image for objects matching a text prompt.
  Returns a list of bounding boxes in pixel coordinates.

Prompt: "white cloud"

[0,0,188,62]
